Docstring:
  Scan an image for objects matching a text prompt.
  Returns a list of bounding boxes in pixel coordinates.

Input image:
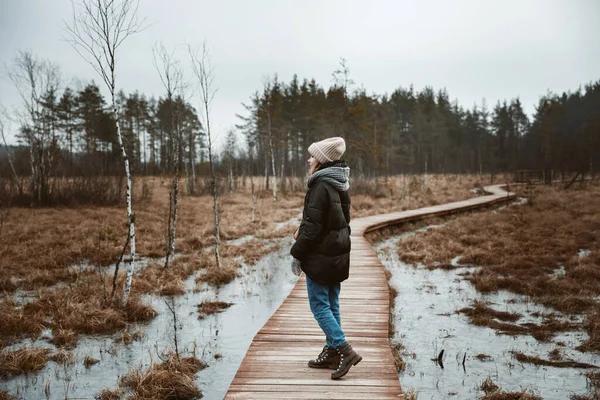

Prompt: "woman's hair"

[308,160,320,176]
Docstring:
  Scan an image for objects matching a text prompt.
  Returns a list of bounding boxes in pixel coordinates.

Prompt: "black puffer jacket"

[290,162,351,285]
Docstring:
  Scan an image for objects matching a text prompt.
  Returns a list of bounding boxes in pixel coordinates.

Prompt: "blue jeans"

[306,276,346,348]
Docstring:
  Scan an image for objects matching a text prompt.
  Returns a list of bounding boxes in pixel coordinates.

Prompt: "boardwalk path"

[225,184,515,399]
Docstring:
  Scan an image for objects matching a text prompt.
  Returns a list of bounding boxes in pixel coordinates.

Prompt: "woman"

[290,136,362,380]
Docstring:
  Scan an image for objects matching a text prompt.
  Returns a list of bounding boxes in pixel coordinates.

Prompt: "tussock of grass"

[220,240,280,265]
[479,376,542,400]
[0,347,51,377]
[120,353,207,400]
[197,301,232,319]
[118,329,145,345]
[48,349,75,366]
[95,389,120,400]
[195,258,238,286]
[133,256,209,296]
[390,342,406,372]
[49,328,78,348]
[0,391,16,400]
[459,301,575,341]
[83,355,100,368]
[577,311,600,352]
[0,300,45,346]
[0,278,16,292]
[512,351,597,368]
[459,301,521,322]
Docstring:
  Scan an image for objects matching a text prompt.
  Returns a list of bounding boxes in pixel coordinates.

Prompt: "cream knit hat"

[308,137,346,164]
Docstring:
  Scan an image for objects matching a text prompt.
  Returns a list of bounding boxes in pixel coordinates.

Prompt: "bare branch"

[62,0,146,95]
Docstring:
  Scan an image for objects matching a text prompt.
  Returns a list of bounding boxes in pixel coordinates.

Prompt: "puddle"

[578,249,591,258]
[1,237,298,400]
[225,235,255,246]
[374,232,600,399]
[492,197,528,213]
[272,214,302,230]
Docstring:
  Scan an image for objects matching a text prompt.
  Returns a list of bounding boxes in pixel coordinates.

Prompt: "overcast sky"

[1,0,599,147]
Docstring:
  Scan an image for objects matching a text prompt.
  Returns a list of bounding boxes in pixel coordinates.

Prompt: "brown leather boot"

[308,345,339,369]
[331,343,362,379]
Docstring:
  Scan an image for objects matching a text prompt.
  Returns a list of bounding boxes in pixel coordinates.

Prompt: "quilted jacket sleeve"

[290,184,329,261]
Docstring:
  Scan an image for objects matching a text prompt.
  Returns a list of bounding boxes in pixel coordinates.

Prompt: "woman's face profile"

[308,155,319,174]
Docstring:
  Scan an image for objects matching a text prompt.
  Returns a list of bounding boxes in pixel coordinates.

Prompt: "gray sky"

[1,0,599,147]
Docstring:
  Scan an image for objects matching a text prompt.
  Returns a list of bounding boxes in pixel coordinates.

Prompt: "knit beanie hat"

[308,137,346,164]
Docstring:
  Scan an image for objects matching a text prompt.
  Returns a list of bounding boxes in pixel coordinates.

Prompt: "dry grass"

[118,329,145,345]
[403,389,418,400]
[195,257,239,286]
[197,301,232,319]
[577,311,600,352]
[352,174,484,218]
[479,377,542,400]
[0,174,476,293]
[0,174,487,346]
[0,392,16,400]
[460,301,521,322]
[120,352,207,400]
[395,183,600,341]
[49,328,78,348]
[48,349,75,366]
[132,256,209,296]
[0,347,51,377]
[457,301,576,341]
[512,351,597,368]
[0,274,156,346]
[84,354,100,368]
[390,342,406,372]
[95,389,121,400]
[0,299,45,346]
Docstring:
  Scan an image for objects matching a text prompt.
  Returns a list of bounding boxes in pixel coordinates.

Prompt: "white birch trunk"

[251,176,256,223]
[117,98,137,306]
[165,107,180,268]
[184,159,190,193]
[191,150,197,194]
[209,146,221,269]
[170,171,179,259]
[228,160,233,194]
[280,155,284,193]
[269,134,276,203]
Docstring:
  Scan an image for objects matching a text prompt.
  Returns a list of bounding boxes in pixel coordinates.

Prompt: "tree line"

[238,63,600,184]
[2,57,205,179]
[2,56,599,205]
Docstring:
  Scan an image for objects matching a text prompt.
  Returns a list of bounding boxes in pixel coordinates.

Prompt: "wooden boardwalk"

[225,184,515,399]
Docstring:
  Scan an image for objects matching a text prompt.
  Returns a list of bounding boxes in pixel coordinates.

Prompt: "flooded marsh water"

[1,237,298,400]
[374,227,600,400]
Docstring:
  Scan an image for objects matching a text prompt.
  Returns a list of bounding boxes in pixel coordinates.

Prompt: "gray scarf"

[307,166,350,191]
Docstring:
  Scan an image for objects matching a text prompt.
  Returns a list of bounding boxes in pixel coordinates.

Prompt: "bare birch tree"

[7,51,61,205]
[0,107,22,193]
[189,43,221,269]
[153,43,184,269]
[64,0,144,306]
[261,79,277,203]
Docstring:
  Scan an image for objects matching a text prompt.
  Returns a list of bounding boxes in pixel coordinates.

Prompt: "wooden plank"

[226,392,402,399]
[229,378,400,386]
